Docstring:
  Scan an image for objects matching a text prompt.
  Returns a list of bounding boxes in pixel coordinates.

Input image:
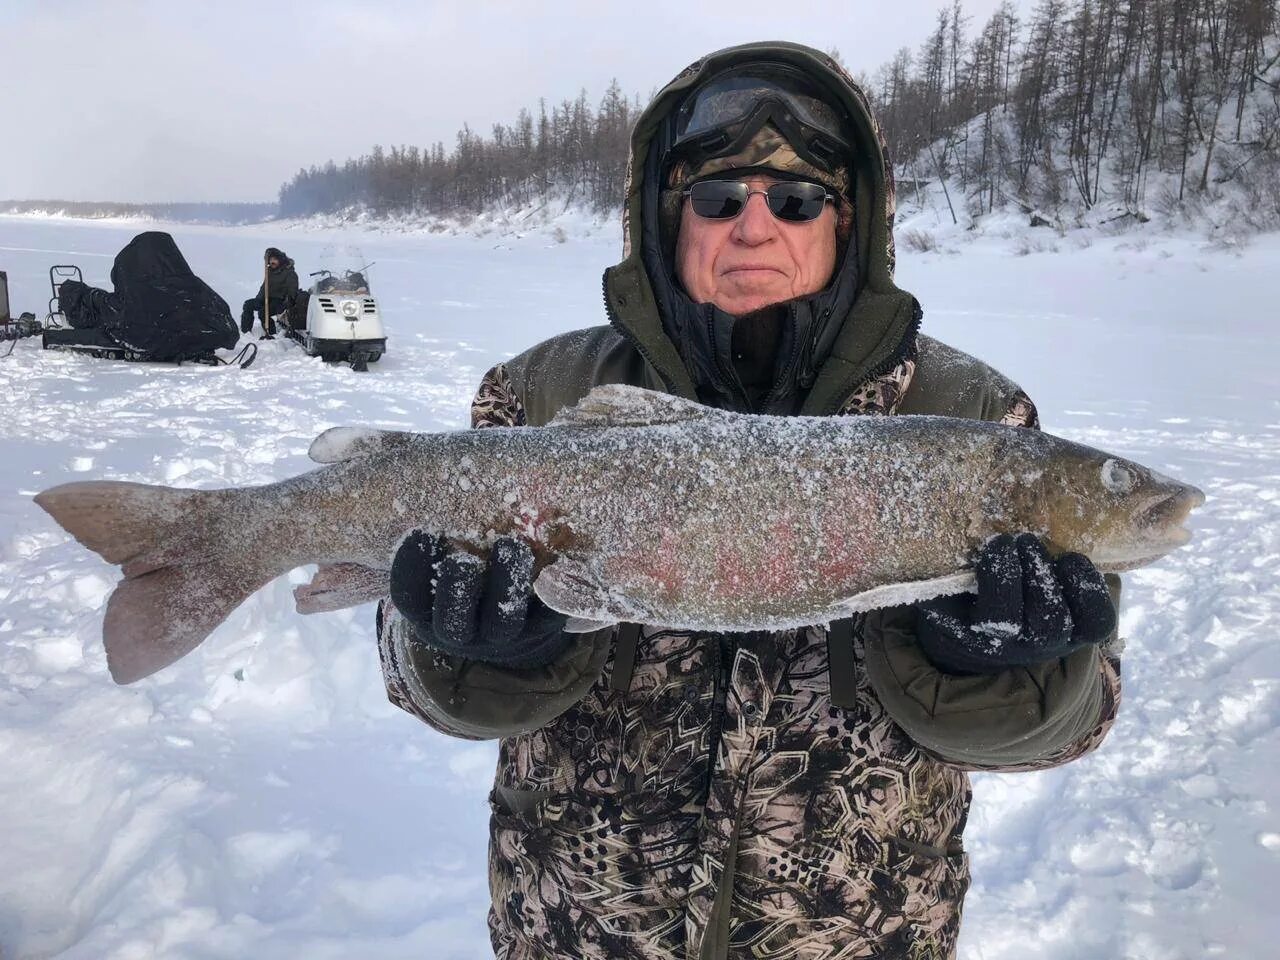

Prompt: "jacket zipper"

[704,312,754,411]
[702,633,737,804]
[758,303,804,413]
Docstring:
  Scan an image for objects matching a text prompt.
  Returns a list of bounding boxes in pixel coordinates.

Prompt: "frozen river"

[1,214,1277,959]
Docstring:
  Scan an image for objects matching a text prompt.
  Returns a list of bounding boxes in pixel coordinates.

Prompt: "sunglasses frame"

[682,179,835,223]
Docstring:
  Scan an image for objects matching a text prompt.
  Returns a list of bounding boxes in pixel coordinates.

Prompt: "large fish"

[35,384,1203,684]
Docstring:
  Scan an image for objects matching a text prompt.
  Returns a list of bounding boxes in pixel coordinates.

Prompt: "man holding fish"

[38,41,1204,960]
[377,42,1124,960]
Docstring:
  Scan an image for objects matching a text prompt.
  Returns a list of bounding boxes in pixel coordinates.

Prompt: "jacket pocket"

[746,837,969,954]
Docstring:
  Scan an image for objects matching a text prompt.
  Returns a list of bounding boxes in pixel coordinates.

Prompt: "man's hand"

[915,533,1116,675]
[389,531,570,669]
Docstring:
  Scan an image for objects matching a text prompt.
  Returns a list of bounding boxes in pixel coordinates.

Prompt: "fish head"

[1036,446,1205,571]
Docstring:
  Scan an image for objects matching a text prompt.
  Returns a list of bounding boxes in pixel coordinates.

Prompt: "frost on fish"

[35,384,1204,682]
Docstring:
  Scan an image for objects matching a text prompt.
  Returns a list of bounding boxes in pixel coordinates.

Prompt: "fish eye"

[1101,458,1137,494]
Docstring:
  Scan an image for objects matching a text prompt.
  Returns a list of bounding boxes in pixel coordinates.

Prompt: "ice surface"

[2,214,1278,958]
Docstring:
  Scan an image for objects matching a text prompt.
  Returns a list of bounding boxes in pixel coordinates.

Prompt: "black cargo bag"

[58,279,120,330]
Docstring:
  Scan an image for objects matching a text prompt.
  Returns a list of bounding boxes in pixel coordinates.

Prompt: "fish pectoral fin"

[534,558,627,622]
[549,383,730,429]
[294,562,390,614]
[308,426,414,464]
[836,572,978,614]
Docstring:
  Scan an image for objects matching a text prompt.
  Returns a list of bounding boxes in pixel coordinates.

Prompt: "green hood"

[602,41,920,416]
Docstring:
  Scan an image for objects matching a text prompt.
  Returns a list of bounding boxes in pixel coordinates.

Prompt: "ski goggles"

[671,63,854,173]
[683,179,834,223]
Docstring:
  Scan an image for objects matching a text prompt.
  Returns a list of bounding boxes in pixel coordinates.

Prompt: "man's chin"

[712,289,795,316]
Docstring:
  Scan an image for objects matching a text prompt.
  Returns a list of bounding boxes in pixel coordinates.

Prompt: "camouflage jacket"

[376,334,1122,960]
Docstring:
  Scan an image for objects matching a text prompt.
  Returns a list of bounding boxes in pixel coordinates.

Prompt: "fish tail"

[34,480,278,684]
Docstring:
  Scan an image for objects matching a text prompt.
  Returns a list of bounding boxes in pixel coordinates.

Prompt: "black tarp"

[55,232,237,360]
[59,279,119,330]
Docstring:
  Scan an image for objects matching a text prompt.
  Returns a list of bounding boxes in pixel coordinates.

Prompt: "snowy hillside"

[1,214,1277,959]
[893,100,1280,249]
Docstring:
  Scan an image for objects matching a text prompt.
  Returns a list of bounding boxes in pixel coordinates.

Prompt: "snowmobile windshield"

[670,63,854,174]
[311,247,372,294]
[314,270,369,294]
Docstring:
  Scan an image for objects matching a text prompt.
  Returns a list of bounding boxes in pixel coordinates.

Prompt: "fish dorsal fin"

[550,384,727,429]
[308,426,411,463]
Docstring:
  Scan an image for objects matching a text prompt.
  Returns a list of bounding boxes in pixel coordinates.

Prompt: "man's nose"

[731,191,777,244]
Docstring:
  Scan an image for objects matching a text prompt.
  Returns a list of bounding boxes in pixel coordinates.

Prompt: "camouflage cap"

[666,124,850,197]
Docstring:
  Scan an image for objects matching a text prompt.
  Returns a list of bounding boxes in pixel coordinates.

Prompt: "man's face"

[675,172,838,316]
[267,256,280,269]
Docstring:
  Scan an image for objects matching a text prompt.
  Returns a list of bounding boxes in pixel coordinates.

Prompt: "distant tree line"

[1,200,276,225]
[278,81,640,217]
[279,0,1280,222]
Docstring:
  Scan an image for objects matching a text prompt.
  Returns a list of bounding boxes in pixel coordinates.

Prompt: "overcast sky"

[2,0,1023,203]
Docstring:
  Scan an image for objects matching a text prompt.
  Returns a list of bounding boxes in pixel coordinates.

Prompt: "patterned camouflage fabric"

[666,126,852,197]
[376,356,1120,959]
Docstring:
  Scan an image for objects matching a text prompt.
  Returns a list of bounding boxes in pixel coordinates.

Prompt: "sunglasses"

[683,179,834,223]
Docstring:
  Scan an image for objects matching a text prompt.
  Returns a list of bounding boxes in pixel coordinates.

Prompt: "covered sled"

[43,232,240,363]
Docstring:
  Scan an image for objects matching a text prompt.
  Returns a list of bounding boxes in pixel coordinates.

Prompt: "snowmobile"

[276,248,386,371]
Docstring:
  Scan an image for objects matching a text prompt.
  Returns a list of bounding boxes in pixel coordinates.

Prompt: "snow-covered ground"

[1,214,1277,959]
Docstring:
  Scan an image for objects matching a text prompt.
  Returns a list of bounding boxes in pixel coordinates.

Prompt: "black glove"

[915,533,1116,675]
[389,531,570,669]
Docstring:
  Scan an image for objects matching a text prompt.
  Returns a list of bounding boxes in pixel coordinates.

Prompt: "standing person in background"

[240,247,298,337]
[376,41,1122,959]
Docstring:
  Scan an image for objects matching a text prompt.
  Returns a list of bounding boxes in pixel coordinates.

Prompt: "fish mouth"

[1094,483,1206,571]
[1139,483,1205,536]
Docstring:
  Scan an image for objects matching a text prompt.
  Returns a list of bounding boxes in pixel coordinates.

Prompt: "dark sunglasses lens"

[766,182,828,222]
[689,181,748,219]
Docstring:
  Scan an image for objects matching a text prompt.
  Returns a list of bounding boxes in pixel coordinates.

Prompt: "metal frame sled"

[44,265,82,328]
[39,262,256,368]
[41,326,213,363]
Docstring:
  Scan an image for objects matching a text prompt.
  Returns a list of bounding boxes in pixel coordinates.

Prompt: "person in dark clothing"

[240,247,299,337]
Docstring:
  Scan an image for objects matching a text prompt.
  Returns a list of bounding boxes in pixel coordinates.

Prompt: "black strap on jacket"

[827,618,859,709]
[610,622,643,693]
